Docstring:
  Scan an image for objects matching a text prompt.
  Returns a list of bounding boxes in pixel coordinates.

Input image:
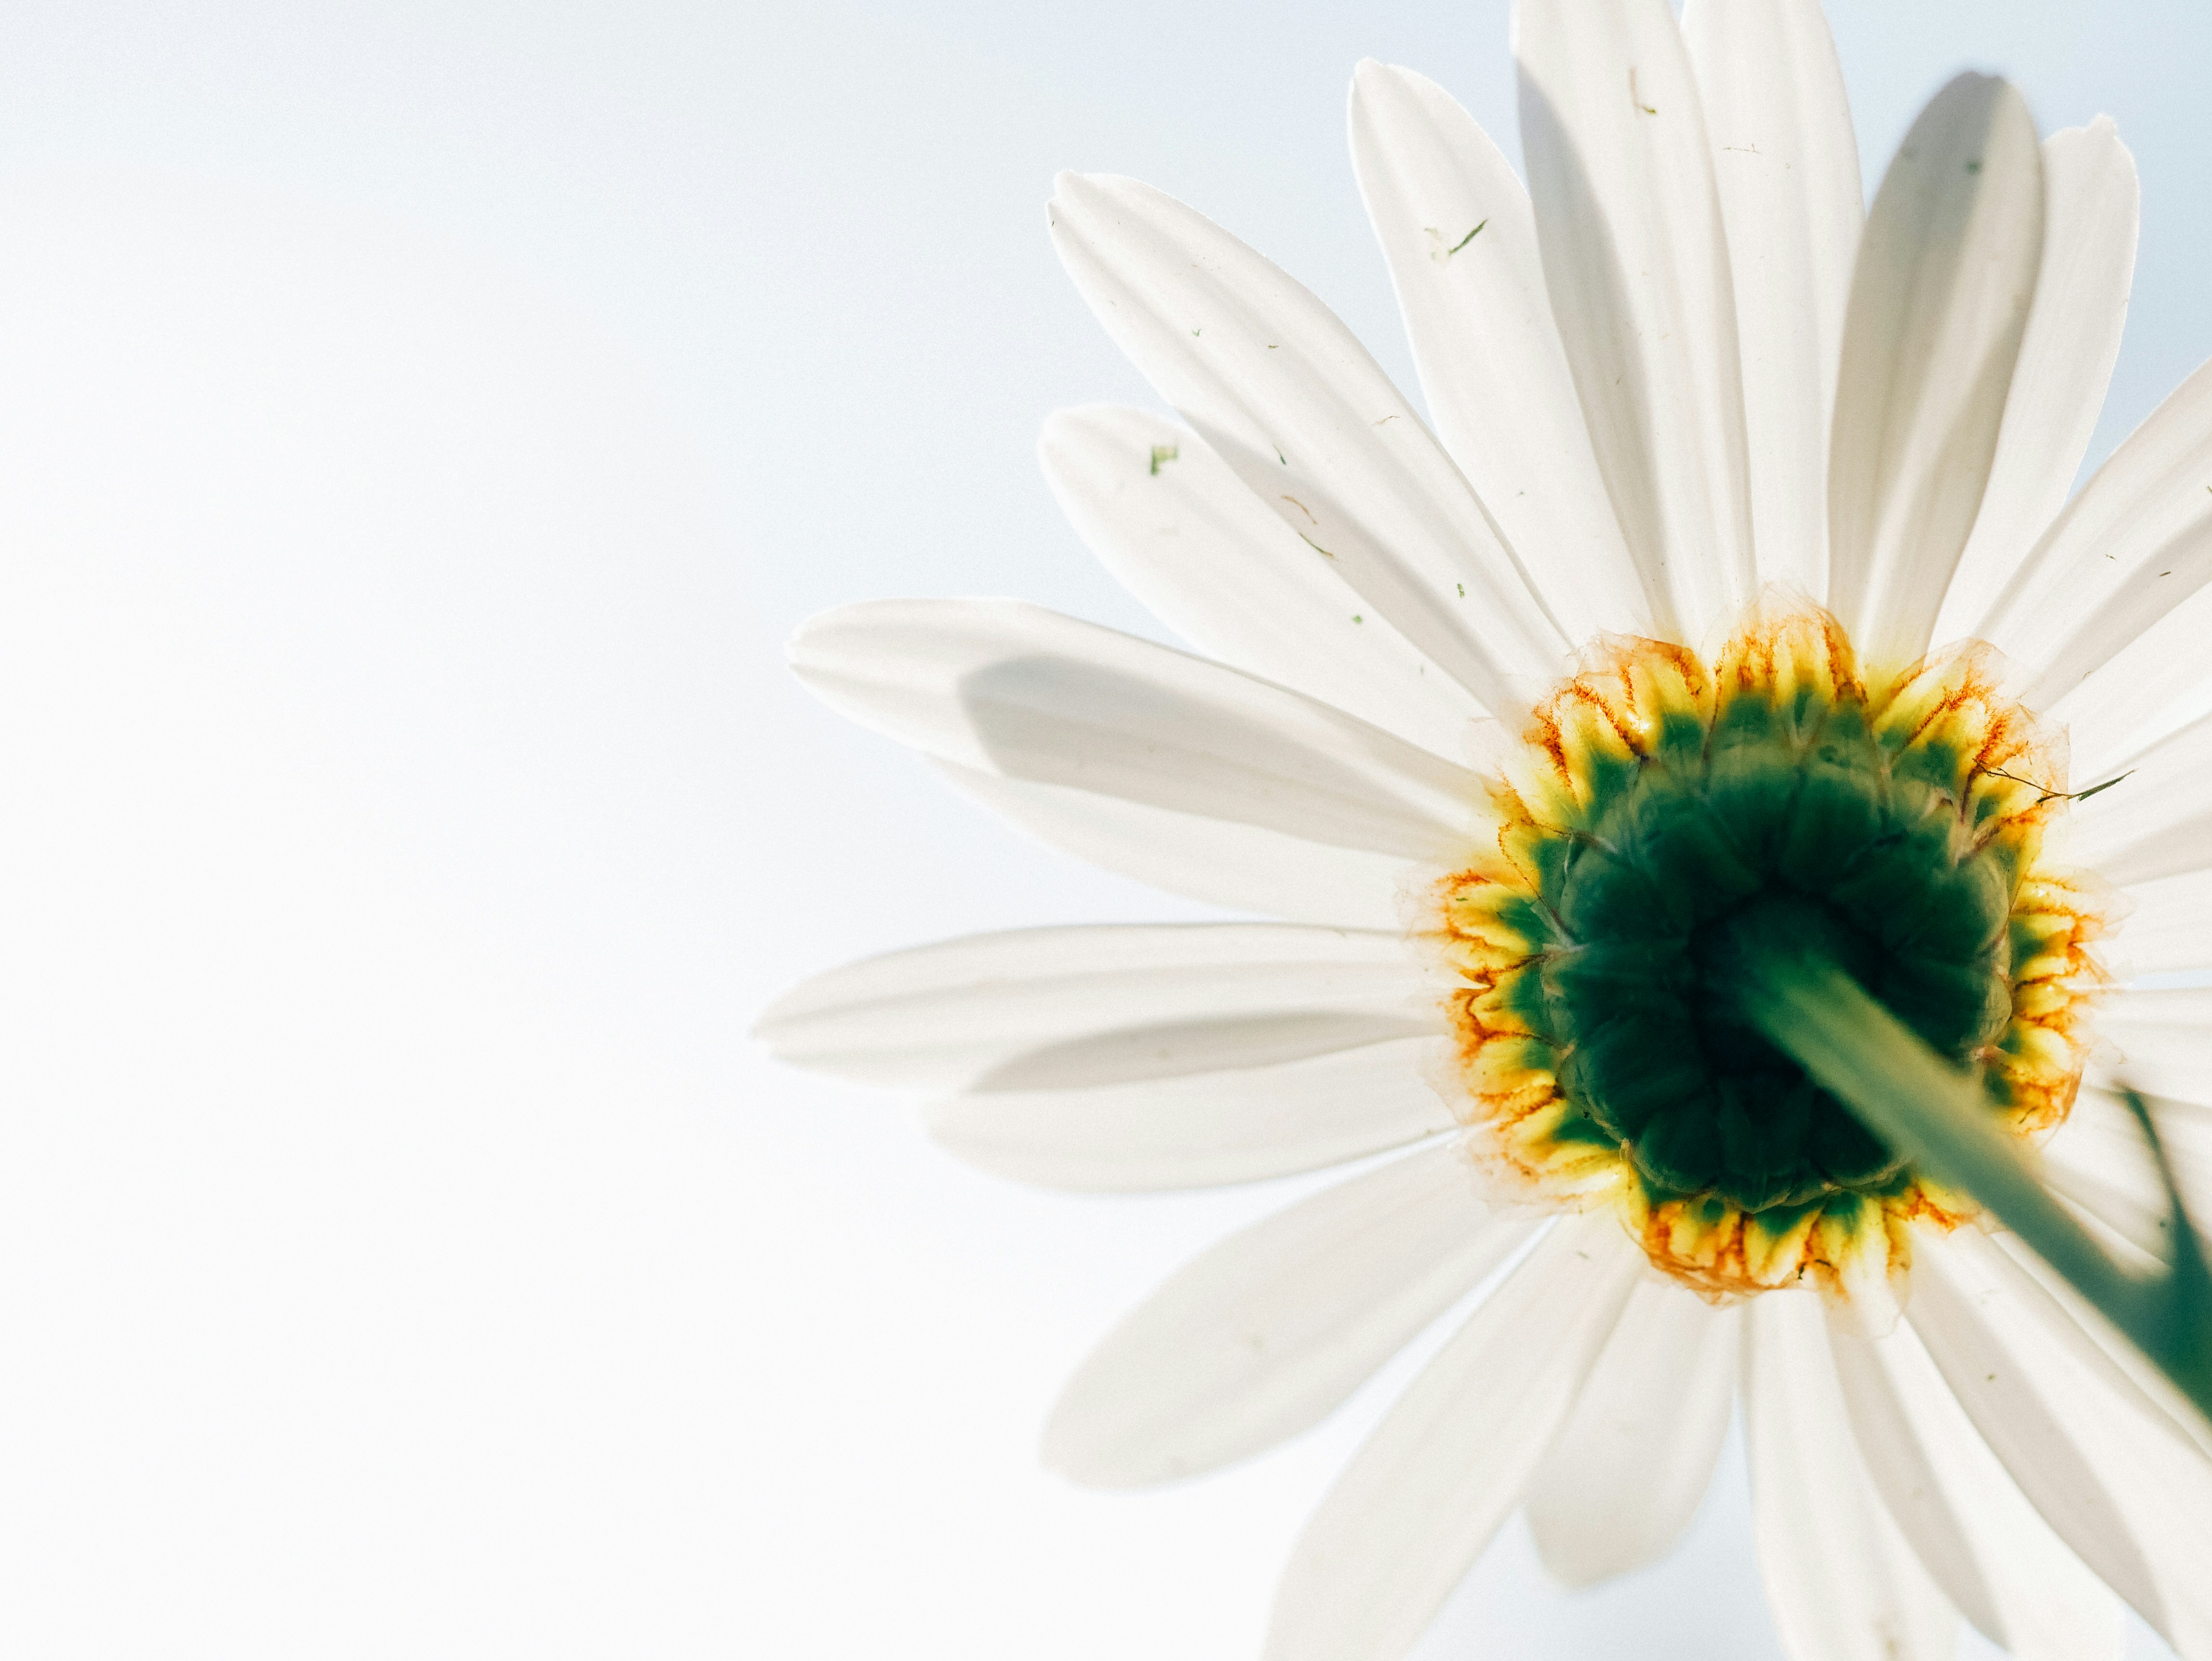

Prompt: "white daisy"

[758,2,2212,1657]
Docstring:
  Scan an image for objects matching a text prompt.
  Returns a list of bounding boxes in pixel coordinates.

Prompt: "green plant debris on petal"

[2069,770,2135,803]
[1982,764,2133,805]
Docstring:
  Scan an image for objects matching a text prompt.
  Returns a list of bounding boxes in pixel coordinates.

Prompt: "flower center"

[1543,691,2014,1213]
[1423,605,2104,1302]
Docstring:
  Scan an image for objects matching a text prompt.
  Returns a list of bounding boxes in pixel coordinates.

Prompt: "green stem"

[1739,955,2212,1422]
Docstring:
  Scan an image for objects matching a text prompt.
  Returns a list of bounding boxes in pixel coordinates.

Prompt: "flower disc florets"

[1423,605,2106,1303]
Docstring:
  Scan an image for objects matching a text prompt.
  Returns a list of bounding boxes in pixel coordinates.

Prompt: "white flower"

[758,2,2212,1658]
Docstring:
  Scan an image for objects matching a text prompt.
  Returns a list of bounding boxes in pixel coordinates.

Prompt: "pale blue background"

[0,1,2198,1655]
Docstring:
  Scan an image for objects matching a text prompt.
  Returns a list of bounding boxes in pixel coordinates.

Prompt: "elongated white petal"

[2094,984,2212,1106]
[1934,1162,2212,1446]
[1825,1333,1994,1643]
[790,599,1483,860]
[1744,1292,1959,1661]
[926,1036,1456,1192]
[1048,172,1568,712]
[1346,60,1650,642]
[1988,1228,2212,1462]
[2098,984,2212,1028]
[1984,355,2212,710]
[931,761,1408,929]
[2107,869,2212,976]
[2079,986,2212,1141]
[1524,1282,1737,1587]
[1826,74,2043,670]
[2045,585,2212,776]
[1515,0,1754,640]
[2036,1172,2169,1273]
[1043,1143,1535,1487]
[1829,1306,2123,1660]
[756,923,1431,1091]
[2042,1082,2212,1266]
[2061,709,2212,884]
[1262,1212,1641,1661]
[2049,1081,2212,1204]
[1908,1227,2212,1657]
[2075,1079,2212,1167]
[1040,406,1481,760]
[1938,121,2141,642]
[1681,0,1862,598]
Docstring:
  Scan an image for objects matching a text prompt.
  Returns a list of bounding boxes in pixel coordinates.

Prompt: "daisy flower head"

[761,2,2212,1658]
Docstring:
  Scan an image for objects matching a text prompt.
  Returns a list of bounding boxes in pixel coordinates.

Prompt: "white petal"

[1938,121,2141,643]
[2045,577,2212,775]
[1825,74,2044,671]
[755,922,1431,1091]
[2068,1079,2212,1181]
[1682,0,1862,598]
[2060,707,2212,884]
[789,598,1484,860]
[926,1036,1457,1192]
[1047,171,1569,712]
[1908,1226,2212,1657]
[1744,1291,1959,1661]
[2098,984,2212,1025]
[931,760,1409,929]
[1346,60,1651,642]
[1515,0,1755,640]
[1042,1142,1535,1488]
[2050,1081,2212,1196]
[1828,1305,2124,1660]
[1988,1230,2212,1475]
[2041,1081,2212,1266]
[2096,985,2212,1107]
[1039,405,1482,759]
[1524,1280,1738,1587]
[2107,868,2212,976]
[1982,355,2212,711]
[1931,1171,2210,1446]
[1262,1213,1642,1661]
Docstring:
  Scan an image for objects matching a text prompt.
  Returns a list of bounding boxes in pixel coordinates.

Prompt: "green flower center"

[1525,688,2020,1214]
